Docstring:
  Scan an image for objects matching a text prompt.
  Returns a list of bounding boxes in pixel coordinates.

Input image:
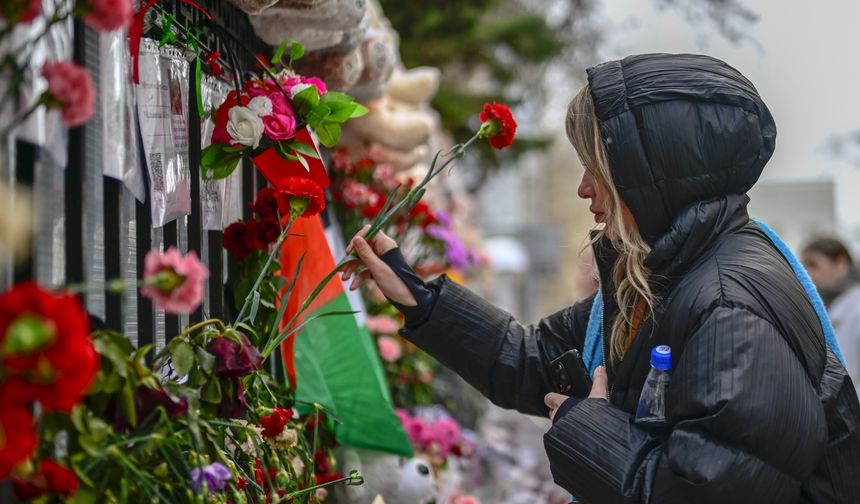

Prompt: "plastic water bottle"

[635,345,672,431]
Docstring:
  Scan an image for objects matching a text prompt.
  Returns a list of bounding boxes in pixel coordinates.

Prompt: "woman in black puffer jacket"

[342,53,860,503]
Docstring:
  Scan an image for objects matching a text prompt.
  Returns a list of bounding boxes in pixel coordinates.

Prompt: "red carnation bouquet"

[201,71,368,182]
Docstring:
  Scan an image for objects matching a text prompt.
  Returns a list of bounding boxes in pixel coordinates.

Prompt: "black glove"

[378,247,438,329]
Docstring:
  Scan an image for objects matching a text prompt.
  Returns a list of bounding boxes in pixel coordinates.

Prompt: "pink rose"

[268,92,294,116]
[81,0,132,31]
[453,496,480,504]
[301,77,327,95]
[140,247,210,314]
[262,113,296,141]
[365,314,400,335]
[377,336,402,363]
[41,61,95,127]
[0,0,41,23]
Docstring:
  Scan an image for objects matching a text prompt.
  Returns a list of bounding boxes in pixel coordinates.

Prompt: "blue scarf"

[581,219,846,375]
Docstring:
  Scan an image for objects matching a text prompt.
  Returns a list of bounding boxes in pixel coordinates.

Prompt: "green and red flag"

[278,215,412,456]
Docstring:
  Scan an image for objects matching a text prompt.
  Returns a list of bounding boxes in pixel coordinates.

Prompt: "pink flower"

[372,163,398,190]
[365,314,400,335]
[340,180,379,209]
[422,418,461,457]
[140,247,210,314]
[81,0,132,32]
[453,496,481,504]
[262,113,297,141]
[377,336,402,363]
[0,0,41,23]
[41,61,95,127]
[268,92,293,116]
[301,77,327,95]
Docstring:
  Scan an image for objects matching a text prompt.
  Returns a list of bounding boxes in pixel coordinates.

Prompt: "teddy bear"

[329,447,436,504]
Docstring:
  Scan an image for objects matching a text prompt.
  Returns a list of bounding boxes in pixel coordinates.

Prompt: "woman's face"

[802,250,850,289]
[577,170,636,238]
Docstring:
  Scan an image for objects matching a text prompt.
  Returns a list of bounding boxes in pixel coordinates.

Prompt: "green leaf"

[326,103,359,123]
[314,123,341,148]
[296,153,310,172]
[207,154,243,180]
[272,39,291,65]
[195,56,204,118]
[195,347,216,374]
[171,341,195,377]
[201,376,222,404]
[319,92,353,106]
[349,103,369,118]
[292,86,320,116]
[290,42,305,62]
[249,290,261,323]
[307,104,331,128]
[120,381,137,428]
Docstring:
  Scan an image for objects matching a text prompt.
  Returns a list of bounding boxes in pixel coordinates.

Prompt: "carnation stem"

[234,216,297,325]
[260,132,482,358]
[178,318,226,339]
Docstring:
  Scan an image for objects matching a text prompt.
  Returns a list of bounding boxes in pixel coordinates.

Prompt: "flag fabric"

[279,214,413,456]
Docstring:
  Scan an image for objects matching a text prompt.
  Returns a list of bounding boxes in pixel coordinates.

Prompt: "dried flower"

[206,333,263,378]
[140,247,209,314]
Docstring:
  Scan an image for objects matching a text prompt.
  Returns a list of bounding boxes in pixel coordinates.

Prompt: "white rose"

[227,106,264,149]
[247,95,273,117]
[289,82,312,98]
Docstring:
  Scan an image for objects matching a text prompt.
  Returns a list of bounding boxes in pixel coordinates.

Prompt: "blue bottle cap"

[650,345,671,371]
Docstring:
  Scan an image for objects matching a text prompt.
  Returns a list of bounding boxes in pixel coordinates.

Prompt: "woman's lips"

[594,212,605,223]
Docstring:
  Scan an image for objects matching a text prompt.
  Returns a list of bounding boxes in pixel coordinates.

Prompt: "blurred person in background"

[343,53,860,502]
[803,237,860,385]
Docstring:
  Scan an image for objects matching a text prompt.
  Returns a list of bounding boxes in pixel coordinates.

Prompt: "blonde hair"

[566,84,655,364]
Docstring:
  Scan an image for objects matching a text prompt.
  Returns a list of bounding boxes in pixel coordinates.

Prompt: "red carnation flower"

[0,282,97,414]
[0,396,36,479]
[478,102,517,150]
[275,177,326,219]
[251,187,280,219]
[12,459,78,499]
[223,221,252,259]
[259,407,293,438]
[247,219,281,251]
[0,0,41,24]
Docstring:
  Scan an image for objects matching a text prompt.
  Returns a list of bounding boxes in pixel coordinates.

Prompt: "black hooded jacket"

[399,54,860,503]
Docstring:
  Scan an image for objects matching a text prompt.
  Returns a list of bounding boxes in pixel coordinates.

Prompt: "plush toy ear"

[395,458,436,504]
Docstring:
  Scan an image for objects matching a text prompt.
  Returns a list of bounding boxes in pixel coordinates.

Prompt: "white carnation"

[227,106,264,148]
[247,96,273,117]
[289,83,312,98]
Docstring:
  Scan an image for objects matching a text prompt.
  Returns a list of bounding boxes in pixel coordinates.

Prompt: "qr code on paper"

[149,152,164,192]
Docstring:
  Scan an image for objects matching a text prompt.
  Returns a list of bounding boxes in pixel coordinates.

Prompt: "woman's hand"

[545,366,608,421]
[340,225,418,307]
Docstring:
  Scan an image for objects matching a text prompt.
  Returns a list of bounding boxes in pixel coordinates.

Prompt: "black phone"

[550,349,593,397]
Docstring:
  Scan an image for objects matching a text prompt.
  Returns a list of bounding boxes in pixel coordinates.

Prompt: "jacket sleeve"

[399,275,591,416]
[544,306,828,504]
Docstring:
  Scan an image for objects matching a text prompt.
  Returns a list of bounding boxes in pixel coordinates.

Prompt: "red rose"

[251,187,279,219]
[81,0,133,32]
[0,282,98,413]
[275,177,326,219]
[478,102,517,150]
[243,79,278,99]
[247,218,281,250]
[41,61,95,127]
[205,51,223,77]
[259,407,293,438]
[222,222,252,259]
[0,0,41,23]
[0,396,36,479]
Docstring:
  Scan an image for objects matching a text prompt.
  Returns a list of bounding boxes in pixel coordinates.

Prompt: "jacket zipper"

[598,282,614,402]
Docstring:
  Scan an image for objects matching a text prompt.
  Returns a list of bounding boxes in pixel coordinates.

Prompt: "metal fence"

[1,0,269,355]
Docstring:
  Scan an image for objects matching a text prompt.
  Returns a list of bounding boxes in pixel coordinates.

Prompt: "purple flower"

[205,333,263,377]
[426,225,477,270]
[191,463,232,492]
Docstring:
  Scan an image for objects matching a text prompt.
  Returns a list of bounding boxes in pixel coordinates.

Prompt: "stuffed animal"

[330,448,436,504]
[225,0,279,15]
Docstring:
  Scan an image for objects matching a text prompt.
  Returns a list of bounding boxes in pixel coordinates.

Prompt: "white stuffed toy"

[330,448,436,504]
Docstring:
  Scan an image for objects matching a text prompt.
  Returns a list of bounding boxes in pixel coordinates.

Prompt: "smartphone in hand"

[550,349,593,398]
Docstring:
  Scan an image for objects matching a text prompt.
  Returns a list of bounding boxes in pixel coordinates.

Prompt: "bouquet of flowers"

[201,71,368,181]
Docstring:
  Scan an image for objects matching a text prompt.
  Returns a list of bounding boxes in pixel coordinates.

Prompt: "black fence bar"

[163,220,180,339]
[135,197,154,353]
[187,65,204,323]
[103,177,124,331]
[13,141,35,284]
[65,21,87,289]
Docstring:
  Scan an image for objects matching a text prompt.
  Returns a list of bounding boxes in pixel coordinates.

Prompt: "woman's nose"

[577,172,594,200]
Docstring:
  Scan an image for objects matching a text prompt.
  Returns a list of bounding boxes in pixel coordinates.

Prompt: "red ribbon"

[130,0,213,84]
